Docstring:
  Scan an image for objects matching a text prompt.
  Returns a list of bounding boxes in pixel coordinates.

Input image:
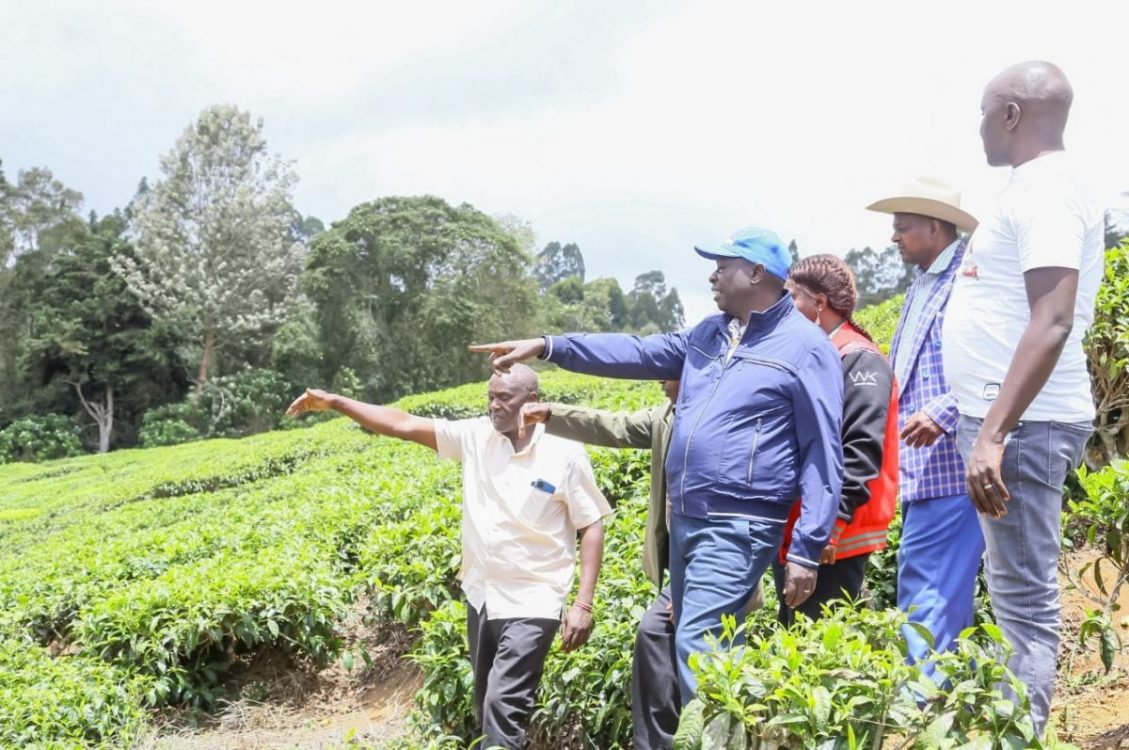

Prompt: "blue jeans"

[898,493,985,677]
[955,416,1091,737]
[669,513,784,704]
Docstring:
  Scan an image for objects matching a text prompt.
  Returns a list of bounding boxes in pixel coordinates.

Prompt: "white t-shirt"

[942,152,1104,422]
[434,418,611,620]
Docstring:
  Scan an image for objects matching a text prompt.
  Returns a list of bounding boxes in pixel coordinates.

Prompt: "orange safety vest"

[780,322,899,562]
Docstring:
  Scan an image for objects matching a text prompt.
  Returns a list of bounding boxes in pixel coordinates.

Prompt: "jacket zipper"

[745,418,763,485]
[679,341,731,513]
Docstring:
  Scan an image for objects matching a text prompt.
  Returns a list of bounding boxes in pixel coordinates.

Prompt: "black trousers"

[631,587,680,750]
[771,553,870,626]
[467,603,559,750]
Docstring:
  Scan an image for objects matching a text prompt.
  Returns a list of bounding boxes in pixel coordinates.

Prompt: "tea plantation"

[1,367,1122,749]
[0,372,664,748]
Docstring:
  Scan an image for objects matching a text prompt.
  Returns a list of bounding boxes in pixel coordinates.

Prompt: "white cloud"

[148,0,542,103]
[285,0,1129,319]
[4,0,1128,322]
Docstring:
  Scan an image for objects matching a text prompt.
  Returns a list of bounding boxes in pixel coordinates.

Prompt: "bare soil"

[144,605,419,750]
[1051,549,1129,748]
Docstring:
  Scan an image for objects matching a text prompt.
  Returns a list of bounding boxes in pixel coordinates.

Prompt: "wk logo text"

[849,371,879,387]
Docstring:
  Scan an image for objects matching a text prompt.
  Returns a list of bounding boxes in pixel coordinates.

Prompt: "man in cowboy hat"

[943,61,1103,736]
[867,178,984,676]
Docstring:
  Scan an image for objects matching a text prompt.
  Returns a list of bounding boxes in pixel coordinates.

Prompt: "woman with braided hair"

[774,253,900,624]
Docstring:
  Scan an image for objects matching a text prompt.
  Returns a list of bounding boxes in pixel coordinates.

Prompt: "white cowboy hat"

[866,177,979,233]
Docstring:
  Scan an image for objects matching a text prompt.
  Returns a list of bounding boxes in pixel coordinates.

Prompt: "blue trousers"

[669,514,783,704]
[897,492,985,675]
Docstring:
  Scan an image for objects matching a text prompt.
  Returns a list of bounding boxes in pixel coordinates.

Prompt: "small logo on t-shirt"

[982,383,1000,401]
[961,242,979,279]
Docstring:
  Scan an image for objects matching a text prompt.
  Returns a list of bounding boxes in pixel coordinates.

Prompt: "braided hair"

[788,253,875,342]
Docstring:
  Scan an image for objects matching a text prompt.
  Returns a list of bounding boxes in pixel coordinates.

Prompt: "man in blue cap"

[471,227,844,709]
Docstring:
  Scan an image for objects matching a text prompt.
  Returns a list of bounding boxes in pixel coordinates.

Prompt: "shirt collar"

[490,420,544,458]
[925,239,961,275]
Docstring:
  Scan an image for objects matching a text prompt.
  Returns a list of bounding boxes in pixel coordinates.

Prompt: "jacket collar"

[738,292,794,332]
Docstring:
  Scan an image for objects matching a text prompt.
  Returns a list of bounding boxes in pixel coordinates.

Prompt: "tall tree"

[0,161,10,268]
[289,210,325,247]
[0,165,84,266]
[844,245,914,307]
[534,241,585,291]
[582,277,629,329]
[494,213,537,257]
[21,213,186,452]
[787,239,800,265]
[627,271,684,333]
[549,276,585,304]
[303,195,537,402]
[114,105,303,386]
[0,166,87,427]
[659,288,686,331]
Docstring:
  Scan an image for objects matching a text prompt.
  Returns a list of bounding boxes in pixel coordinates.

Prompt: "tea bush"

[0,368,1096,748]
[853,294,903,353]
[684,612,1045,750]
[139,367,300,447]
[0,413,84,463]
[0,635,148,748]
[1062,460,1129,670]
[0,371,662,744]
[1085,240,1129,463]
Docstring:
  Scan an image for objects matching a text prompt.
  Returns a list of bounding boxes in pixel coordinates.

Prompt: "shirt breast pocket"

[518,481,563,529]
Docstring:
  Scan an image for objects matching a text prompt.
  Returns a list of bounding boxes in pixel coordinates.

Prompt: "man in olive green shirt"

[521,380,679,749]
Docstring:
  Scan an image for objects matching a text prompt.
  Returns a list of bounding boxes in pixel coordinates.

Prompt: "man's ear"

[749,263,766,286]
[1004,101,1021,131]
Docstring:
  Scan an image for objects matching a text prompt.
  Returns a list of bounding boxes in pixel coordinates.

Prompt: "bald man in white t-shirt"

[942,61,1103,736]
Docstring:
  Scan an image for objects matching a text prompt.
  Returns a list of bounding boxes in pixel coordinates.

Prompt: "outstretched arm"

[471,331,687,381]
[523,402,656,449]
[286,388,437,452]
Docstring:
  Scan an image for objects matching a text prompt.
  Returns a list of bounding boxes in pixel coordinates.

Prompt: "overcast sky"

[4,0,1128,321]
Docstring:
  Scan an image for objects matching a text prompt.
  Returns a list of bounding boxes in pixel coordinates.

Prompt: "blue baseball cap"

[694,226,791,281]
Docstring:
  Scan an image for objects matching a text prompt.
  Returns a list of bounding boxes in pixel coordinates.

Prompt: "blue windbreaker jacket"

[544,294,844,567]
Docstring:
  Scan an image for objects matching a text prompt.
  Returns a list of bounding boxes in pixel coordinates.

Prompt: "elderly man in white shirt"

[286,364,611,750]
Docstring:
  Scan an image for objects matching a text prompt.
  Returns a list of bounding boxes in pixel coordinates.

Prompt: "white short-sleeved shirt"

[434,418,612,620]
[942,152,1104,422]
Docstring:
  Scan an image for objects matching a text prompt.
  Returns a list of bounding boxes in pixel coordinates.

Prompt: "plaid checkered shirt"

[889,240,967,502]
